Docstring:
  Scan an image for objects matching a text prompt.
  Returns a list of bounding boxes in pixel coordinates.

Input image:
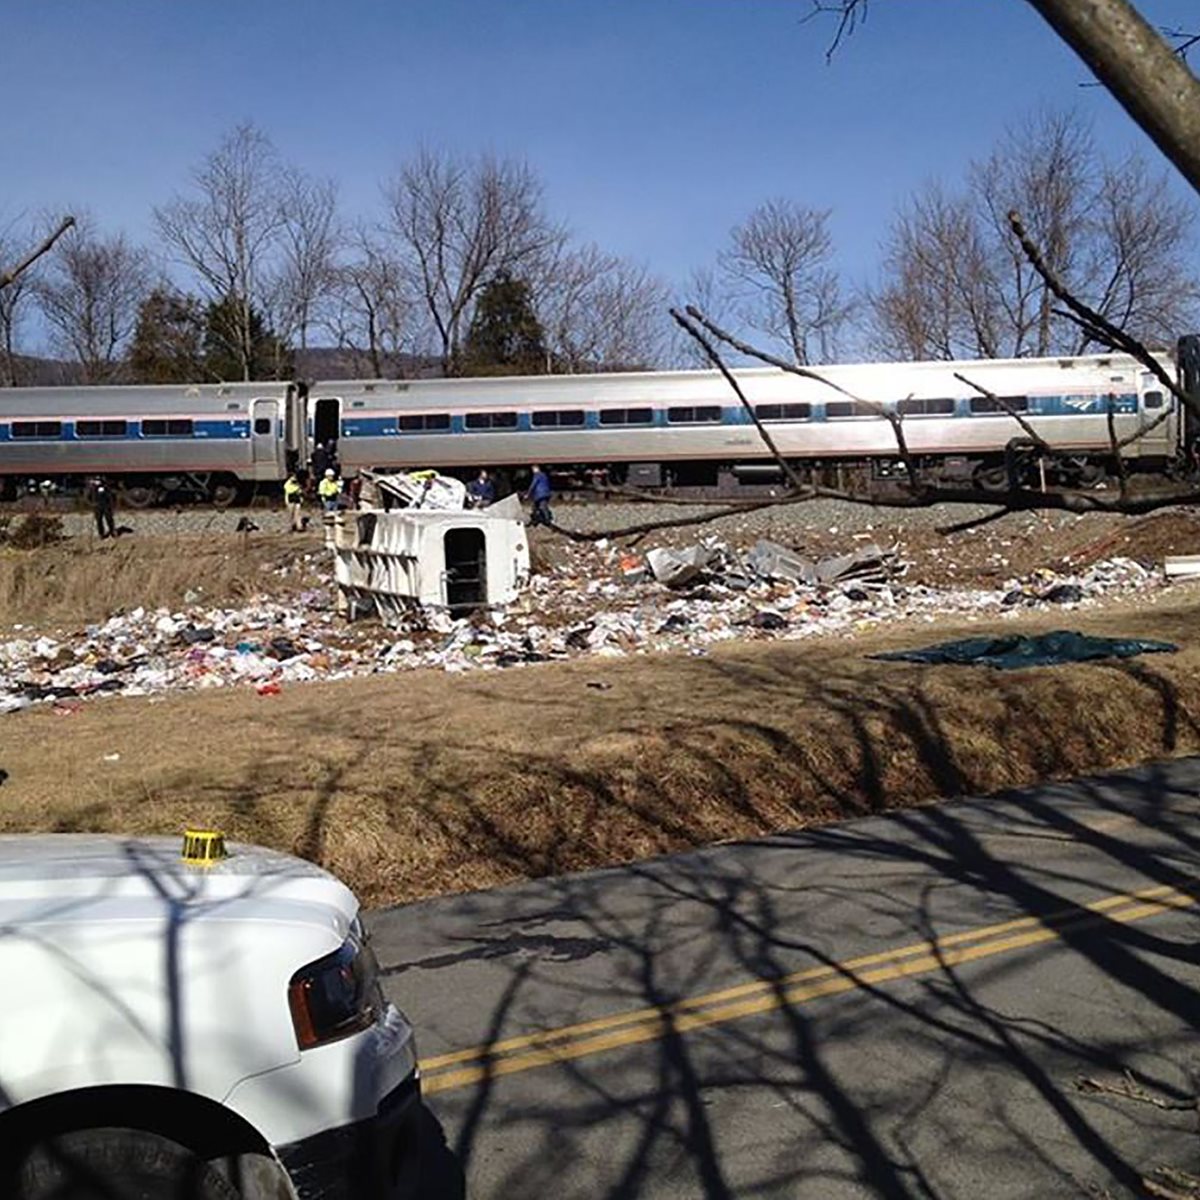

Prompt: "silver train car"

[1,340,1196,502]
[314,345,1191,492]
[0,381,304,505]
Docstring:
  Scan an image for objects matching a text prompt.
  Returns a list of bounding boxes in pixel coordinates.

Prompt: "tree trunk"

[1025,0,1200,193]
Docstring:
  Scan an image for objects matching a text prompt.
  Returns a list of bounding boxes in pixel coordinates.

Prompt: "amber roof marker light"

[181,829,227,866]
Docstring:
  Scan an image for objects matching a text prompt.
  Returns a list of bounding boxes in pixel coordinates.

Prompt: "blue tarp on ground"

[871,630,1178,671]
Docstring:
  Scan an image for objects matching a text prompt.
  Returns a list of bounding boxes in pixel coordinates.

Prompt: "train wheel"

[210,480,240,508]
[122,484,158,509]
[973,465,1009,493]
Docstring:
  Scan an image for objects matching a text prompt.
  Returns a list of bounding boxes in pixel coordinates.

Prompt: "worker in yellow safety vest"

[318,468,343,513]
[283,473,304,531]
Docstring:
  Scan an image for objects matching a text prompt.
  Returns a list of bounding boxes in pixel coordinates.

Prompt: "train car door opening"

[313,397,341,454]
[252,399,279,468]
[444,528,487,614]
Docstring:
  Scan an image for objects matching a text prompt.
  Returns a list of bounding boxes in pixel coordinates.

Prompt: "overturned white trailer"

[331,507,530,624]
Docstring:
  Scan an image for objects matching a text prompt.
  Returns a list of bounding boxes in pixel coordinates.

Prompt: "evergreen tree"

[203,294,293,381]
[462,271,547,376]
[128,289,206,383]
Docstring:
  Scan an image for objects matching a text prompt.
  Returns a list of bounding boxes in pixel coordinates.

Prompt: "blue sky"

[2,0,1197,335]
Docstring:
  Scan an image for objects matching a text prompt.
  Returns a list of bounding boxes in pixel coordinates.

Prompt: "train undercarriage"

[0,471,246,508]
[0,448,1177,510]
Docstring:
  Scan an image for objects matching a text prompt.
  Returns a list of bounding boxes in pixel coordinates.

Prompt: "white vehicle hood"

[0,834,362,1111]
[0,834,358,931]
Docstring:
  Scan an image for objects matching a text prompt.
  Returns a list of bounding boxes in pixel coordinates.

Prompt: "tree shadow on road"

[370,657,1200,1198]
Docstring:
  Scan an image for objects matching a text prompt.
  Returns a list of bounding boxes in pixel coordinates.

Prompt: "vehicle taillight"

[288,921,384,1051]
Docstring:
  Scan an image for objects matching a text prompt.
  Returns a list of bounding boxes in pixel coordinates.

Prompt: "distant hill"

[293,347,442,381]
[1,348,442,388]
[4,355,84,386]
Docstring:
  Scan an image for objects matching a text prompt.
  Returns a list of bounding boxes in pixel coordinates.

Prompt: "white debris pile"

[0,537,1169,715]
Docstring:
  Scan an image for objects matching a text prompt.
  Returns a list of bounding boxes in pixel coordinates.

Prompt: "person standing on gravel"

[283,472,304,531]
[318,468,343,513]
[86,476,116,540]
[309,442,329,489]
[526,465,553,526]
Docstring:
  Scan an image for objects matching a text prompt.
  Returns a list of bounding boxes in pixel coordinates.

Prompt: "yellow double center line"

[420,883,1196,1095]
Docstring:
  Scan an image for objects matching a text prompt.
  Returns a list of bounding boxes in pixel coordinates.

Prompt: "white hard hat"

[324,468,334,477]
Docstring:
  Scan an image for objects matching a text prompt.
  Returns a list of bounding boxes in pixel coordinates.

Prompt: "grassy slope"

[3,591,1197,908]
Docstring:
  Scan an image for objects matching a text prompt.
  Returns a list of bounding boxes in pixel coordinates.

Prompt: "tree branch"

[669,307,809,493]
[1024,0,1200,193]
[1106,394,1130,500]
[1007,209,1192,411]
[683,304,925,494]
[953,371,1052,451]
[0,216,75,291]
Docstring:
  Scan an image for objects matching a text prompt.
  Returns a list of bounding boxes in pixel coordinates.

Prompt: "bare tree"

[272,168,340,353]
[155,123,286,381]
[870,184,999,360]
[0,223,45,385]
[717,199,852,365]
[324,227,424,378]
[670,267,738,368]
[1080,158,1200,349]
[35,216,151,383]
[383,148,561,376]
[871,111,1197,360]
[535,243,670,372]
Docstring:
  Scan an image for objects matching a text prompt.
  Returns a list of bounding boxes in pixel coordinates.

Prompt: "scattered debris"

[358,468,468,512]
[646,545,718,588]
[1164,555,1200,580]
[0,519,1176,714]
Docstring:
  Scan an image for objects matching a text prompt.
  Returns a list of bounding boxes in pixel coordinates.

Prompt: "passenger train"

[2,337,1197,505]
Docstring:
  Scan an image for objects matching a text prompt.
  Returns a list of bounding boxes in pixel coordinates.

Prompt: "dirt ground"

[4,585,1199,908]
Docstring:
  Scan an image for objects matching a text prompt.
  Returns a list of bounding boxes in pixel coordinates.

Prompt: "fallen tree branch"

[669,307,808,493]
[954,372,1052,452]
[0,215,75,291]
[1076,1071,1195,1111]
[935,507,1016,536]
[1106,394,1130,501]
[683,305,925,495]
[1008,210,1191,411]
[582,485,788,508]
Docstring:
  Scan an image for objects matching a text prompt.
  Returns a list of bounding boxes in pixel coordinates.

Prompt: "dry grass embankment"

[0,531,319,628]
[3,592,1199,908]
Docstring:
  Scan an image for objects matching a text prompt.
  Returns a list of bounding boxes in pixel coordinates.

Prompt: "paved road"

[368,759,1200,1199]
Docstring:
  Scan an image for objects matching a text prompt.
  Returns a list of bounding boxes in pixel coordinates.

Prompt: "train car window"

[969,395,1029,415]
[599,408,654,426]
[667,406,722,424]
[826,402,879,419]
[398,413,451,432]
[254,417,272,435]
[464,412,518,430]
[11,420,63,438]
[142,419,195,436]
[531,410,586,428]
[896,398,955,417]
[76,419,127,437]
[1144,391,1164,409]
[755,403,812,422]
